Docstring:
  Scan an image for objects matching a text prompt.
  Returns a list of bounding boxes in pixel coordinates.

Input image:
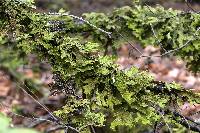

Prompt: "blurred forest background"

[1,0,200,133]
[35,0,200,15]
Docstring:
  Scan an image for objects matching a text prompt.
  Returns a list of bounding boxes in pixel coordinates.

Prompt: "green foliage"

[54,98,105,131]
[109,5,200,72]
[1,0,200,132]
[81,5,200,72]
[0,34,25,74]
[0,113,39,133]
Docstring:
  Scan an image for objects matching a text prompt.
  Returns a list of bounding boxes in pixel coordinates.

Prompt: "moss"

[1,0,200,132]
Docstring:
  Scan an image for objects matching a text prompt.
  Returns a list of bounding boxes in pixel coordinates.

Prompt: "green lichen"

[1,0,200,132]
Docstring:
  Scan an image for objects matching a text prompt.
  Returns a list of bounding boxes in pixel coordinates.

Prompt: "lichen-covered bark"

[1,0,200,132]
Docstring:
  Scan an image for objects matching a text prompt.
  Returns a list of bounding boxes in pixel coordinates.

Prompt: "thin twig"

[151,103,200,132]
[47,12,112,38]
[150,23,167,52]
[142,3,200,58]
[185,0,200,14]
[6,75,79,133]
[150,103,173,133]
[144,3,156,15]
[139,26,200,58]
[64,127,69,133]
[115,28,143,55]
[154,121,165,133]
[18,84,58,122]
[0,102,55,125]
[1,102,79,132]
[90,125,96,133]
[173,111,200,132]
[20,84,80,132]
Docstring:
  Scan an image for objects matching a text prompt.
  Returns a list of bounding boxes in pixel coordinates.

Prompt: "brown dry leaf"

[0,102,11,115]
[0,86,11,97]
[167,68,180,79]
[184,75,196,88]
[0,71,12,97]
[181,103,200,119]
[24,69,34,79]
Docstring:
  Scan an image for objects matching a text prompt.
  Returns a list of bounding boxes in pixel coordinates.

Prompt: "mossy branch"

[1,0,200,132]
